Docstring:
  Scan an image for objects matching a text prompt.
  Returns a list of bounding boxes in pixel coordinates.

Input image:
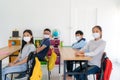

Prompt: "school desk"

[0,46,21,80]
[59,47,92,80]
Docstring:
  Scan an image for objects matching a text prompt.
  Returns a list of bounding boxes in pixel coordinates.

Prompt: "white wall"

[70,0,120,62]
[0,0,70,47]
[0,0,120,61]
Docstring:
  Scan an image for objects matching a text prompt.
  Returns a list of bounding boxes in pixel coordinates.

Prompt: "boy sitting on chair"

[66,30,87,77]
[36,28,51,61]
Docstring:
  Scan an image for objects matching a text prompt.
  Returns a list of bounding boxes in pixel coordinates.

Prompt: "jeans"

[2,63,27,80]
[74,64,100,80]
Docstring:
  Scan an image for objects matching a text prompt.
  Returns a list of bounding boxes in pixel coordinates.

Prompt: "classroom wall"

[70,0,120,61]
[0,0,120,61]
[0,0,70,47]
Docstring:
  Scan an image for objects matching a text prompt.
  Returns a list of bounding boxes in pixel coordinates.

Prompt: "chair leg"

[11,74,13,80]
[47,61,50,80]
[59,56,61,74]
[75,62,76,68]
[93,74,96,80]
[5,74,14,80]
[48,71,51,80]
[5,74,7,80]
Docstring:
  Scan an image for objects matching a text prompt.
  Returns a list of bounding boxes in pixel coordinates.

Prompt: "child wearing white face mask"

[66,30,87,77]
[72,30,87,50]
[36,28,51,61]
[73,26,106,80]
[2,29,36,80]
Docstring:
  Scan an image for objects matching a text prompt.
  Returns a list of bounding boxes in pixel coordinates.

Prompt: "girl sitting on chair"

[74,25,106,80]
[2,29,36,80]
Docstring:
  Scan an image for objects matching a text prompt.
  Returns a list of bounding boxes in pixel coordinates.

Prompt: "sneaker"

[14,73,26,79]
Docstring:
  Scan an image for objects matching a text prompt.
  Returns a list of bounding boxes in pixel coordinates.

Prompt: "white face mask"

[23,37,31,42]
[92,33,100,39]
[76,36,81,41]
[44,35,50,38]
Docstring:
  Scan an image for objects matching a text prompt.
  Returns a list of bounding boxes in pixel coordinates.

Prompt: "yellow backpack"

[30,57,42,80]
[48,49,57,71]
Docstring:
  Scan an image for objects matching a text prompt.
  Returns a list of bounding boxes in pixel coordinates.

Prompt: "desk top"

[59,47,92,61]
[0,46,21,60]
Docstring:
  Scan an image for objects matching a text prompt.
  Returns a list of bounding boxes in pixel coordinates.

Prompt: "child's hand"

[75,51,85,57]
[8,63,15,66]
[75,51,80,56]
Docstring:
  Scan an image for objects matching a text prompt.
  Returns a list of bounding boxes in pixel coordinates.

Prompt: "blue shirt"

[72,38,86,50]
[37,38,50,60]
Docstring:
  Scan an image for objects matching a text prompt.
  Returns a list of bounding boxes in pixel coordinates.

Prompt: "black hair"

[44,28,51,33]
[21,29,34,51]
[75,30,83,35]
[92,25,102,38]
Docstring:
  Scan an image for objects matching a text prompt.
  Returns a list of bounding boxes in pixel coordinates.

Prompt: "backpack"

[30,57,42,80]
[97,53,112,80]
[48,48,57,71]
[27,52,42,80]
[103,57,112,80]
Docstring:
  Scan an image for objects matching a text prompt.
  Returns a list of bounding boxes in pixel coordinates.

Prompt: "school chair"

[96,52,106,80]
[5,51,39,80]
[46,48,57,80]
[92,52,112,80]
[74,52,107,80]
[50,39,61,73]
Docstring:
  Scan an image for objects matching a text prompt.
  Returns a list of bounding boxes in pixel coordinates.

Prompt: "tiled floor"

[2,59,120,80]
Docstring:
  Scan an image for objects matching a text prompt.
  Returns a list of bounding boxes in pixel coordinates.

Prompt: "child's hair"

[21,29,34,51]
[75,30,83,35]
[92,25,102,38]
[92,25,102,32]
[44,28,51,33]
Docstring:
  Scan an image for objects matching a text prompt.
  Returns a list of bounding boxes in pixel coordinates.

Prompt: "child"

[67,30,86,77]
[72,30,86,50]
[2,29,36,80]
[36,28,51,61]
[74,25,106,80]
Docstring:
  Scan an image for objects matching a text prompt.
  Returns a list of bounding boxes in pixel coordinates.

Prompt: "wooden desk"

[0,46,21,80]
[59,47,92,80]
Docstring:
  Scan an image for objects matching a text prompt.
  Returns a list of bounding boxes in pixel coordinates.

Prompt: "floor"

[2,59,120,80]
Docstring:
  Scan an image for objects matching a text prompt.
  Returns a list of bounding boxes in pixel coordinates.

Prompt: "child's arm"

[9,57,28,66]
[36,45,46,53]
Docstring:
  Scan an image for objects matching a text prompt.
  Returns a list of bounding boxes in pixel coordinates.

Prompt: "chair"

[92,52,107,80]
[50,39,61,73]
[47,48,57,80]
[5,71,27,80]
[5,51,36,80]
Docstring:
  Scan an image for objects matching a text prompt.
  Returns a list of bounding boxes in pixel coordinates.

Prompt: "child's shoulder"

[28,44,35,47]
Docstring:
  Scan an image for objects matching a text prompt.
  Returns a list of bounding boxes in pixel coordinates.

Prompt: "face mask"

[92,33,100,39]
[44,35,50,38]
[23,37,31,42]
[76,36,81,41]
